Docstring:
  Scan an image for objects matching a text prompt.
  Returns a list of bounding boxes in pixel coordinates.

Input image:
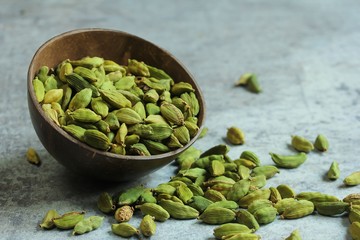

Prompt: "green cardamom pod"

[83,129,111,150]
[251,165,279,179]
[68,108,101,123]
[136,203,170,222]
[253,206,277,225]
[39,209,60,229]
[277,184,296,199]
[247,199,273,215]
[349,222,360,240]
[32,78,45,102]
[240,151,261,167]
[213,223,252,239]
[296,192,340,203]
[140,215,156,237]
[128,59,150,76]
[160,102,185,126]
[269,152,307,169]
[327,161,340,180]
[72,216,104,235]
[43,89,63,104]
[198,207,236,224]
[226,126,245,145]
[118,186,145,206]
[235,209,259,231]
[314,134,329,152]
[99,89,132,109]
[238,188,271,208]
[280,200,314,219]
[69,56,104,68]
[68,88,94,111]
[158,199,199,219]
[315,201,349,216]
[269,187,282,203]
[114,76,135,90]
[53,211,85,230]
[344,171,360,186]
[291,135,314,153]
[285,229,302,240]
[97,192,116,214]
[189,196,214,213]
[111,223,139,238]
[226,179,250,202]
[143,89,159,103]
[26,147,41,166]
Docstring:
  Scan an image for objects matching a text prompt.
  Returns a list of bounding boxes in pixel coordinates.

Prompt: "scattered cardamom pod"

[327,161,340,180]
[314,134,329,152]
[26,147,41,166]
[226,126,245,145]
[291,135,314,153]
[140,215,156,237]
[344,171,360,186]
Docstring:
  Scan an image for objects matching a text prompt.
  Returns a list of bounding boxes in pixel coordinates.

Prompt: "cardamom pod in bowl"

[27,28,205,181]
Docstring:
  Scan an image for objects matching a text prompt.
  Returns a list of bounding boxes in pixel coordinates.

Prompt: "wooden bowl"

[27,28,205,182]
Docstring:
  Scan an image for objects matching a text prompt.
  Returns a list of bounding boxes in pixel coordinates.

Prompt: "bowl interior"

[27,28,205,181]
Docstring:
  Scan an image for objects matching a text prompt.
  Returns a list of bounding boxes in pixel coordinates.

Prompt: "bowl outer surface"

[27,28,205,181]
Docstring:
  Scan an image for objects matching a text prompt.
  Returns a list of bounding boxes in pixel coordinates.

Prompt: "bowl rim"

[27,28,206,161]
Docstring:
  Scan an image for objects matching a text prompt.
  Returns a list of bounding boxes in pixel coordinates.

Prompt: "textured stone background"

[0,0,360,239]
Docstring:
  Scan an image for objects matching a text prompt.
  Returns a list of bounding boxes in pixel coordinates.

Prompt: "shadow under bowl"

[27,28,205,182]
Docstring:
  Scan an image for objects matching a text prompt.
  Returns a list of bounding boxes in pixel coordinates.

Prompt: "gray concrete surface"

[1,0,360,239]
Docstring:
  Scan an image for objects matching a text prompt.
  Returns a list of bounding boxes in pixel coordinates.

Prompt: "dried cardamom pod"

[235,209,260,231]
[238,189,271,208]
[158,199,199,219]
[72,216,104,235]
[136,203,170,222]
[140,215,156,237]
[176,184,193,204]
[314,134,329,152]
[97,192,116,214]
[314,201,349,216]
[226,179,250,202]
[240,151,261,167]
[327,161,340,180]
[226,126,245,145]
[277,184,296,199]
[160,102,185,126]
[32,78,45,102]
[68,108,101,123]
[39,209,60,229]
[111,223,140,238]
[198,207,236,224]
[43,89,63,104]
[296,192,340,203]
[280,200,314,219]
[189,196,214,213]
[269,152,307,169]
[285,229,302,240]
[253,206,277,225]
[213,223,252,239]
[118,186,145,206]
[53,211,85,230]
[344,171,360,186]
[83,129,111,150]
[26,147,41,166]
[251,165,279,179]
[349,222,360,240]
[291,135,314,153]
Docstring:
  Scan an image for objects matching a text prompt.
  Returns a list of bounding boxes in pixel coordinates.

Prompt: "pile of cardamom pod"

[88,133,358,239]
[38,130,360,238]
[32,56,200,155]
